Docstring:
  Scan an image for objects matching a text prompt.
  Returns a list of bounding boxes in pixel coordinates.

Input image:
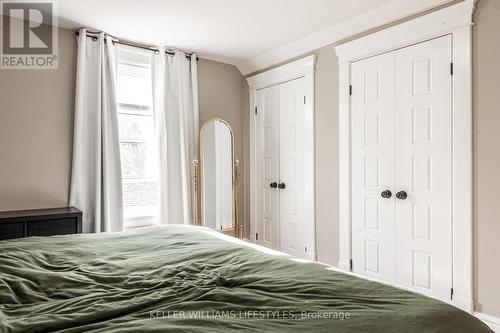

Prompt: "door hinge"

[304,95,306,104]
[255,233,259,241]
[451,288,454,300]
[349,259,353,270]
[254,106,258,115]
[450,62,454,76]
[349,85,353,95]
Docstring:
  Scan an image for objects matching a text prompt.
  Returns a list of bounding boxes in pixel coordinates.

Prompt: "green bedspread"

[0,225,492,333]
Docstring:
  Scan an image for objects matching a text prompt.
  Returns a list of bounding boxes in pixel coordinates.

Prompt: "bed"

[0,225,492,333]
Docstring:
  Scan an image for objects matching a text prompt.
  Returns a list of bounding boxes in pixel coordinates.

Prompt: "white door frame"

[334,0,477,312]
[247,55,316,258]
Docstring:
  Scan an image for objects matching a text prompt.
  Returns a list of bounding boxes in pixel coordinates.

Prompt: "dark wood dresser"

[0,207,82,241]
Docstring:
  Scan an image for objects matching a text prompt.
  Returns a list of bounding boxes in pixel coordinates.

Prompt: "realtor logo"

[1,0,58,69]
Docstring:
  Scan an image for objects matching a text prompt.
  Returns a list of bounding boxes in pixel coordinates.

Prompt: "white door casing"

[351,52,396,282]
[336,0,474,311]
[257,85,280,250]
[248,55,316,260]
[394,36,453,300]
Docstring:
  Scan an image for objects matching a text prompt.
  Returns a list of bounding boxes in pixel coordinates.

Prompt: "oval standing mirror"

[200,119,236,234]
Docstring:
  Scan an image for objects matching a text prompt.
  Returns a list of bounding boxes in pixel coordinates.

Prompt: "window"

[116,46,158,228]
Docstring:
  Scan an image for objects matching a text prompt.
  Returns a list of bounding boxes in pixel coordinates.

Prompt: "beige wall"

[0,27,76,211]
[0,29,249,237]
[316,0,500,317]
[473,0,500,317]
[1,0,500,319]
[313,46,340,265]
[197,59,249,234]
[244,0,500,318]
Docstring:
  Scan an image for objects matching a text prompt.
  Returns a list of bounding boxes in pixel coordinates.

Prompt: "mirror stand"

[192,158,200,226]
[195,118,241,238]
[233,159,242,238]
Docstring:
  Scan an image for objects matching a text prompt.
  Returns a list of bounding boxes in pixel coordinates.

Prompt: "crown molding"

[237,0,459,76]
[246,55,315,90]
[334,0,478,62]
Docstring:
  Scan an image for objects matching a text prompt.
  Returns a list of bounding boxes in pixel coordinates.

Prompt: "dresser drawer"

[0,208,82,240]
[0,222,24,240]
[27,218,78,237]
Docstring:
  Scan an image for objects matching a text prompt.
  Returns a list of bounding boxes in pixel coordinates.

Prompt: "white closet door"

[351,52,396,282]
[256,86,280,250]
[278,77,308,258]
[394,35,452,300]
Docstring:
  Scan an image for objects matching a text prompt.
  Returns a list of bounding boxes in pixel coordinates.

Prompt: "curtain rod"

[74,30,199,61]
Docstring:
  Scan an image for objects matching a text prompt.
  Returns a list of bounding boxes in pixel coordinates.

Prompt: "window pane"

[123,181,158,207]
[116,45,158,227]
[120,143,147,178]
[117,70,152,106]
[118,114,153,142]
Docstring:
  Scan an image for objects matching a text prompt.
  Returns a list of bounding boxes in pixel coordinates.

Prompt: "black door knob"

[278,183,286,189]
[381,190,392,199]
[396,191,408,200]
[270,182,277,189]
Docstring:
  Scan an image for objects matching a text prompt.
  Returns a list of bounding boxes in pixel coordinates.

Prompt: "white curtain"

[69,28,124,233]
[152,48,199,225]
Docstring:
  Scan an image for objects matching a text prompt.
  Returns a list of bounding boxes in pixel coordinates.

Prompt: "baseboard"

[338,260,351,272]
[452,297,473,313]
[476,312,500,333]
[303,252,317,261]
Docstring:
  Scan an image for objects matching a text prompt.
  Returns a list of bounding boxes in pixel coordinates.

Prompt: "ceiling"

[53,0,454,74]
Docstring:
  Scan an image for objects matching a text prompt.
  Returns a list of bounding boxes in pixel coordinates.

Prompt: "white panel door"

[351,52,396,282]
[278,77,307,258]
[255,77,314,259]
[394,35,452,300]
[256,86,280,250]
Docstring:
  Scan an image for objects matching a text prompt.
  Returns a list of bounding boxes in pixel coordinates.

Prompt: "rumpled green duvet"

[0,225,492,333]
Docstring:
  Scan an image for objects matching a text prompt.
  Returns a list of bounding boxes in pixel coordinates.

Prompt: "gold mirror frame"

[195,118,241,237]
